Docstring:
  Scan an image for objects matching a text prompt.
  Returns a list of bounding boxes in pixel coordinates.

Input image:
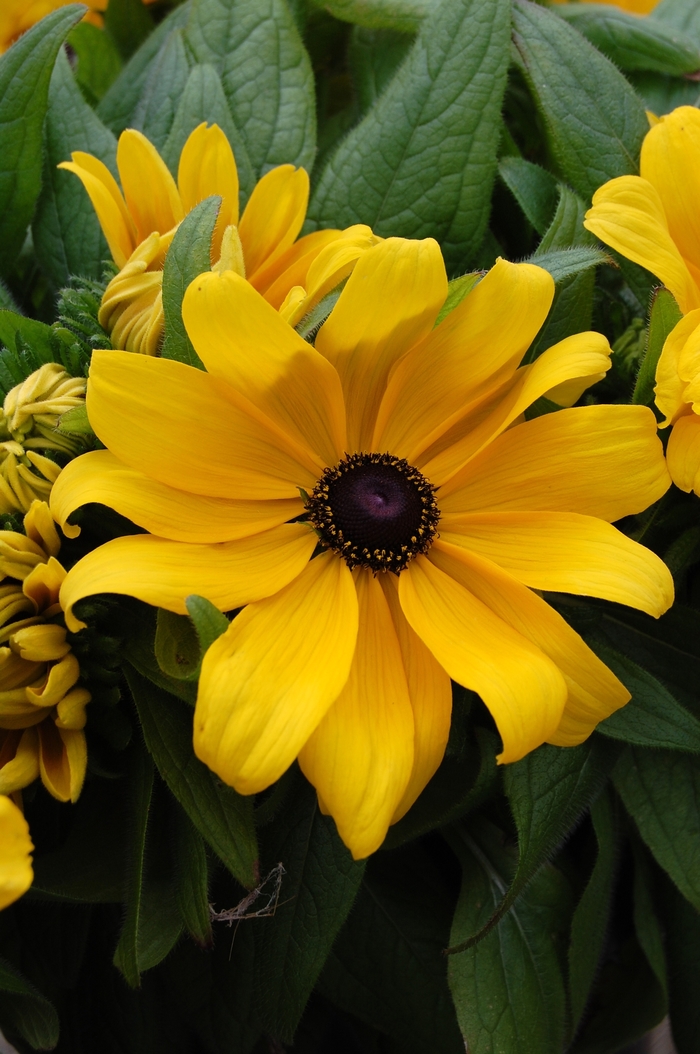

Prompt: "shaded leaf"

[658,873,700,1054]
[174,809,212,945]
[69,22,122,105]
[104,0,154,60]
[161,196,219,369]
[633,287,682,406]
[155,608,201,682]
[131,28,190,152]
[185,595,230,656]
[0,957,60,1051]
[308,0,511,274]
[498,157,559,237]
[310,0,428,33]
[348,25,414,114]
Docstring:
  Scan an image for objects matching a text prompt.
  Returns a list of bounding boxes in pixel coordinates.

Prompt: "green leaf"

[251,775,365,1041]
[633,286,682,406]
[434,271,483,326]
[568,792,619,1032]
[498,157,559,237]
[161,196,220,369]
[161,63,255,202]
[651,0,700,48]
[631,838,668,999]
[526,246,612,285]
[658,873,700,1054]
[131,29,191,153]
[97,2,192,134]
[126,666,258,888]
[613,746,700,911]
[69,22,122,105]
[0,3,85,277]
[155,608,202,682]
[593,644,700,753]
[185,0,316,176]
[185,594,230,655]
[308,0,511,274]
[174,808,212,945]
[348,25,414,114]
[57,403,93,437]
[33,47,117,290]
[104,0,154,60]
[512,0,648,202]
[555,4,700,75]
[310,0,428,32]
[319,848,463,1054]
[448,738,613,953]
[0,957,60,1051]
[113,743,156,987]
[447,819,571,1054]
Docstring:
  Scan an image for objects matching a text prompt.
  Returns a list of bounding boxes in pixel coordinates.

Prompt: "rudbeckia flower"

[0,795,33,910]
[0,501,90,804]
[60,124,380,355]
[550,0,659,13]
[585,106,700,495]
[51,240,673,858]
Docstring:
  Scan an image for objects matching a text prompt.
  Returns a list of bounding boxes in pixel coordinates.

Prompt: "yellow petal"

[299,570,414,859]
[438,404,671,520]
[182,270,347,466]
[10,624,70,663]
[54,688,91,731]
[177,123,239,260]
[26,653,80,708]
[655,310,700,426]
[87,350,321,499]
[641,107,700,282]
[428,539,630,749]
[59,523,316,633]
[194,552,359,795]
[251,229,341,302]
[399,555,567,764]
[0,794,33,910]
[58,154,136,269]
[37,718,72,802]
[51,450,302,544]
[116,129,184,242]
[0,729,39,798]
[373,258,554,458]
[23,500,60,559]
[22,558,65,616]
[422,331,613,486]
[238,165,309,280]
[440,511,673,618]
[61,726,87,802]
[315,238,447,450]
[379,574,452,824]
[666,412,700,494]
[584,176,700,314]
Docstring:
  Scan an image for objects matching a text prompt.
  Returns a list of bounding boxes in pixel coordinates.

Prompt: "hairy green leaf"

[348,25,414,114]
[555,4,700,75]
[526,246,611,285]
[614,746,700,911]
[33,47,117,290]
[155,609,202,682]
[447,819,571,1054]
[633,287,682,406]
[310,0,429,32]
[0,958,60,1051]
[131,29,190,152]
[69,22,122,105]
[651,0,700,47]
[252,776,365,1041]
[126,666,258,888]
[512,0,648,202]
[631,839,668,999]
[499,157,559,237]
[186,0,316,176]
[104,0,154,60]
[659,873,700,1054]
[174,808,212,945]
[434,272,483,326]
[309,0,511,273]
[0,4,85,277]
[185,595,230,656]
[161,196,219,369]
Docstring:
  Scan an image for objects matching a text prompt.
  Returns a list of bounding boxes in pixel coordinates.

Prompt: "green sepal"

[0,3,86,277]
[632,286,682,406]
[57,403,93,438]
[155,608,202,683]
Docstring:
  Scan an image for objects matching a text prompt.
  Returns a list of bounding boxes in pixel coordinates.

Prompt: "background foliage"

[0,0,699,1051]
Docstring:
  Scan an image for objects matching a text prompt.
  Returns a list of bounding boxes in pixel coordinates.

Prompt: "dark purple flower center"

[306,452,440,573]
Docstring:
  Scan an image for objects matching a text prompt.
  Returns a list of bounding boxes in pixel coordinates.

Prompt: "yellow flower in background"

[0,0,158,53]
[51,241,672,859]
[0,363,87,516]
[60,123,380,354]
[0,501,90,804]
[0,796,33,910]
[550,0,659,14]
[585,106,700,495]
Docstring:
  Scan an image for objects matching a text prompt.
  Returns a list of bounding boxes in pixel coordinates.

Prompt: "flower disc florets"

[306,452,440,573]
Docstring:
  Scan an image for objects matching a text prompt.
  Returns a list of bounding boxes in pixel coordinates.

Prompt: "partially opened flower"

[0,795,33,910]
[60,123,379,354]
[585,106,700,495]
[51,240,673,858]
[0,501,90,804]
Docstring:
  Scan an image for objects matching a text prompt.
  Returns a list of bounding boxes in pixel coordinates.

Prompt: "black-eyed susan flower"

[0,363,87,516]
[60,123,380,354]
[0,501,90,804]
[585,106,700,496]
[51,239,673,858]
[0,795,33,910]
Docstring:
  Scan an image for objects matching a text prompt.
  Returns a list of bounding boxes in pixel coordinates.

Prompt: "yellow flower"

[60,123,380,354]
[585,106,700,495]
[51,241,673,859]
[550,0,659,13]
[0,0,159,52]
[0,795,33,910]
[0,501,90,804]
